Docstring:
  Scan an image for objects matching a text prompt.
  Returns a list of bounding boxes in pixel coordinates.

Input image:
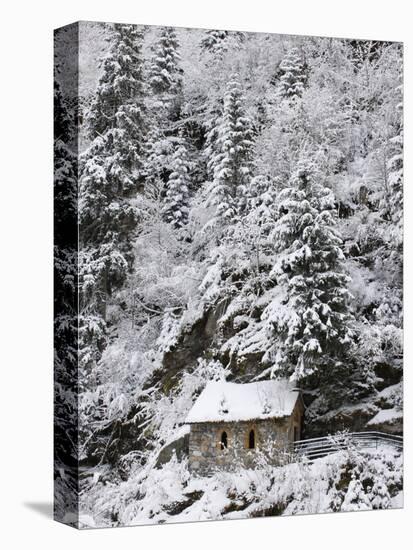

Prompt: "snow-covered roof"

[185,379,300,424]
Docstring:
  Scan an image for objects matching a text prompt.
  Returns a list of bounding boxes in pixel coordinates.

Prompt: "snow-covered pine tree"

[149,27,182,98]
[54,75,77,239]
[233,174,281,281]
[262,155,355,388]
[80,23,147,318]
[54,59,82,518]
[163,141,191,229]
[54,71,72,142]
[370,470,391,509]
[203,99,223,181]
[207,74,254,222]
[88,24,147,142]
[228,174,281,300]
[144,27,184,203]
[78,25,148,462]
[54,68,77,366]
[341,475,372,511]
[200,29,245,58]
[54,72,78,381]
[386,56,403,242]
[200,30,229,54]
[278,47,306,100]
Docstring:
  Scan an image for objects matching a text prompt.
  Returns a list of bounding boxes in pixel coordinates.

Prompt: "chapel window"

[220,431,228,450]
[248,429,255,449]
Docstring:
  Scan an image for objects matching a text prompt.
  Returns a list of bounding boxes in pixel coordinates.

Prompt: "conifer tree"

[88,24,146,141]
[144,128,175,184]
[386,58,403,241]
[341,476,371,511]
[54,76,77,238]
[54,73,72,141]
[200,30,245,58]
[145,27,184,197]
[370,471,391,509]
[278,47,306,100]
[200,30,230,54]
[207,74,254,221]
[163,141,191,229]
[263,156,354,386]
[54,65,80,516]
[53,77,76,341]
[80,24,147,317]
[203,100,223,180]
[149,27,182,97]
[77,24,148,462]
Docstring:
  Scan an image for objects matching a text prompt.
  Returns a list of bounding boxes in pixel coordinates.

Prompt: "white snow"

[114,445,403,526]
[367,408,403,426]
[377,383,401,399]
[185,379,299,423]
[164,424,190,446]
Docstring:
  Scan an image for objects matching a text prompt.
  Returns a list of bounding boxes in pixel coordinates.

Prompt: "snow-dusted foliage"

[80,441,402,527]
[200,29,245,59]
[54,61,79,524]
[149,27,182,97]
[278,47,306,100]
[261,155,355,388]
[55,22,403,527]
[78,24,148,460]
[162,140,191,229]
[206,73,254,223]
[385,57,403,242]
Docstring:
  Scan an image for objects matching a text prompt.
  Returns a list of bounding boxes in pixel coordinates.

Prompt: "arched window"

[248,429,255,450]
[220,431,228,450]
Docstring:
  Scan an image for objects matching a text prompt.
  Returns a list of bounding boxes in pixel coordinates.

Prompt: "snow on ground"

[80,443,403,527]
[367,408,403,427]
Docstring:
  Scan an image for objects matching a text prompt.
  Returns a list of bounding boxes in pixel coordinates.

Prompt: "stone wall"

[188,416,293,476]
